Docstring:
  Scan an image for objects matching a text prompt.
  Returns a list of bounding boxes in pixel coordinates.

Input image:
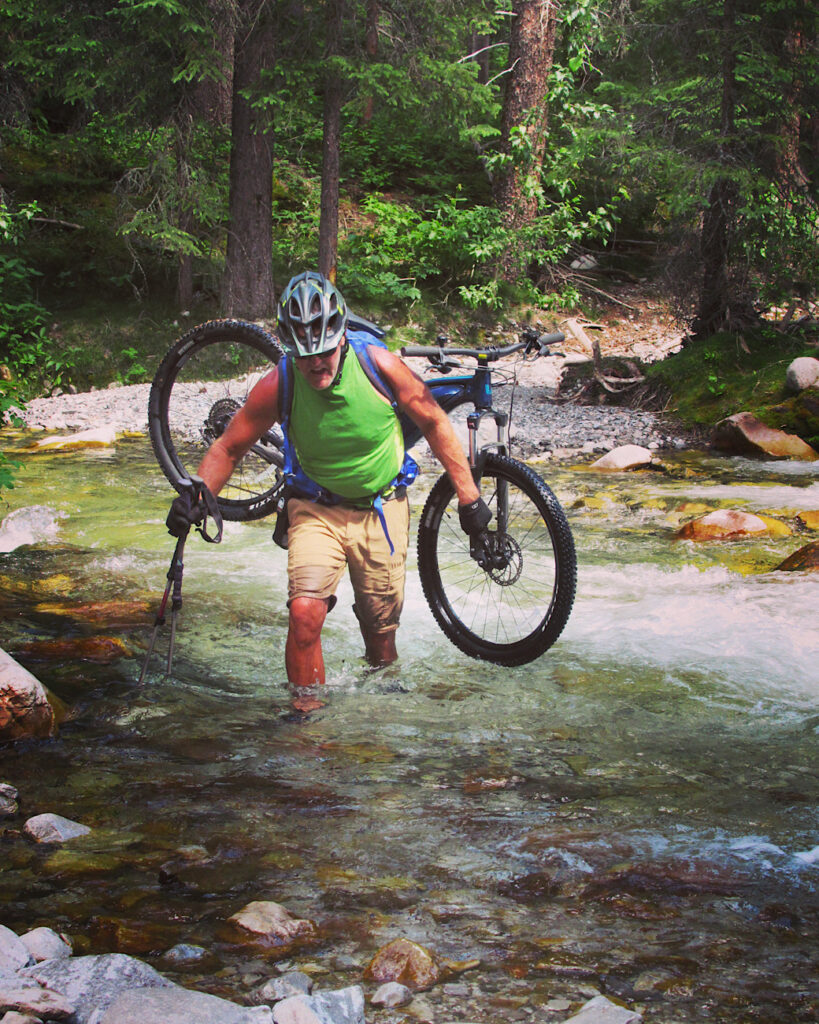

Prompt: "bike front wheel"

[149,319,285,521]
[417,453,576,666]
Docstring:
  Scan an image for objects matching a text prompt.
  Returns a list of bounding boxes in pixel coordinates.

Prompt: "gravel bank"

[16,352,699,460]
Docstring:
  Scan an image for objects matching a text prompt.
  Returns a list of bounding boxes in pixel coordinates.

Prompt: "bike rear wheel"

[149,319,285,521]
[417,452,576,665]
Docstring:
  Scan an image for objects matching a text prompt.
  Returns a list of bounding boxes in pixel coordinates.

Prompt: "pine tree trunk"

[318,0,345,283]
[695,0,736,336]
[492,0,558,279]
[222,0,275,318]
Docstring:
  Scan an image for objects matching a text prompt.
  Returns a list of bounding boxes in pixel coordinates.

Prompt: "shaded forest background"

[0,0,817,410]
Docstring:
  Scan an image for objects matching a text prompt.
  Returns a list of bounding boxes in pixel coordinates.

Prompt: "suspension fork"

[466,408,509,533]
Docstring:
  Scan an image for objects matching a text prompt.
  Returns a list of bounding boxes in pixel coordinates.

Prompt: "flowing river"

[0,435,817,1023]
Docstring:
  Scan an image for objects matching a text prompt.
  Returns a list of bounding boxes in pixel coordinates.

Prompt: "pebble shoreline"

[17,362,700,460]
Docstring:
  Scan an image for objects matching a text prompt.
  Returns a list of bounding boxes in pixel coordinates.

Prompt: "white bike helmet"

[277,271,348,356]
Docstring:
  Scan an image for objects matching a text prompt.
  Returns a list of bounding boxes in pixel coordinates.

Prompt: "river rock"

[20,953,173,1024]
[272,986,364,1024]
[711,411,818,460]
[785,356,819,393]
[12,636,131,663]
[371,981,413,1008]
[775,541,819,571]
[20,926,72,962]
[23,812,91,843]
[0,983,75,1021]
[363,938,443,991]
[565,994,642,1023]
[0,648,56,742]
[676,509,769,541]
[97,984,272,1024]
[228,901,316,944]
[254,971,313,1004]
[589,444,654,471]
[0,782,19,818]
[32,425,119,451]
[1,1011,43,1024]
[0,927,32,973]
[795,510,819,531]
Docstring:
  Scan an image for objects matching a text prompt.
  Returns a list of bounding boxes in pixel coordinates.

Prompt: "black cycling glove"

[166,489,205,537]
[458,497,492,536]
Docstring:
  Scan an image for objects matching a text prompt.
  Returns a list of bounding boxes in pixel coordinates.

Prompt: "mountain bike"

[149,320,576,665]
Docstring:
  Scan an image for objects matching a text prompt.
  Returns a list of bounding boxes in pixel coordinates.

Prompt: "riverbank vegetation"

[1,1,817,431]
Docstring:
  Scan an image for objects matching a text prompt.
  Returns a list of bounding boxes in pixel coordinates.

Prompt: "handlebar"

[401,328,565,367]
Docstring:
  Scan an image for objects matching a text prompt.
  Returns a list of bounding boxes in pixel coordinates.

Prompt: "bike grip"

[537,331,565,347]
[400,345,435,358]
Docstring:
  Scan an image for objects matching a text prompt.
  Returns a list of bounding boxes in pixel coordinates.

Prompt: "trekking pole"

[138,529,188,685]
[138,475,223,684]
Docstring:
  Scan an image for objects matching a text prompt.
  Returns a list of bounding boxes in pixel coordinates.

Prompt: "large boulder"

[785,356,819,393]
[711,411,818,460]
[98,985,270,1024]
[20,953,174,1024]
[0,648,56,742]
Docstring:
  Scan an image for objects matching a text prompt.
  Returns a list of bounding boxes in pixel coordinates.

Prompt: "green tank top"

[289,345,404,501]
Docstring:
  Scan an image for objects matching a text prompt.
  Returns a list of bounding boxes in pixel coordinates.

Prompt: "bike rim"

[426,471,561,652]
[157,332,284,515]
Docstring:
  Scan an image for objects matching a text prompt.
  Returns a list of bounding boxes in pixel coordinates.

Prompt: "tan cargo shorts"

[286,495,410,635]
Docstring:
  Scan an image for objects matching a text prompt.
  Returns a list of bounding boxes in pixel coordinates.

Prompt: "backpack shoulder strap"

[347,331,396,407]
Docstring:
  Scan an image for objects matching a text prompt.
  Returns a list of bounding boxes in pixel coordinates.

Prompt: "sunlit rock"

[99,984,268,1023]
[0,984,75,1021]
[711,411,818,460]
[21,926,72,962]
[272,986,364,1024]
[24,812,91,844]
[564,994,642,1023]
[785,356,819,393]
[795,510,819,531]
[0,648,56,742]
[676,509,770,540]
[32,425,119,451]
[13,636,131,663]
[589,445,654,471]
[228,901,316,945]
[20,954,174,1023]
[756,515,792,538]
[0,924,33,972]
[775,541,819,571]
[363,937,443,991]
[371,981,413,1008]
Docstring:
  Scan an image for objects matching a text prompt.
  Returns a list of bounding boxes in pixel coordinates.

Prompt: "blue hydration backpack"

[275,315,419,552]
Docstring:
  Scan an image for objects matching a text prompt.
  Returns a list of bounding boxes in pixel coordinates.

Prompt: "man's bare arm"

[196,366,281,495]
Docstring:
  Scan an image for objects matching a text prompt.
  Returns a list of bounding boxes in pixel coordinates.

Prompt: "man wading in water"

[167,271,490,709]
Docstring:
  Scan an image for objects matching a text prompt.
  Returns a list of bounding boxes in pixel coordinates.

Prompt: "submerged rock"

[0,648,56,742]
[711,411,818,460]
[363,938,443,991]
[228,901,316,945]
[0,782,19,818]
[23,813,91,844]
[12,636,131,663]
[31,425,119,451]
[565,994,642,1023]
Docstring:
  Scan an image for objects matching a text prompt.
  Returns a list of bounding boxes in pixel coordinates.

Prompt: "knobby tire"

[417,453,576,666]
[149,319,285,521]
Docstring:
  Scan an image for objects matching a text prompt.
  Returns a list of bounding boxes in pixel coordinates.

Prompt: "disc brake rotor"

[485,533,522,585]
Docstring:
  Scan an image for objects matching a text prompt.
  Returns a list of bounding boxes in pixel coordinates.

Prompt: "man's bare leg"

[361,627,398,668]
[286,598,329,708]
